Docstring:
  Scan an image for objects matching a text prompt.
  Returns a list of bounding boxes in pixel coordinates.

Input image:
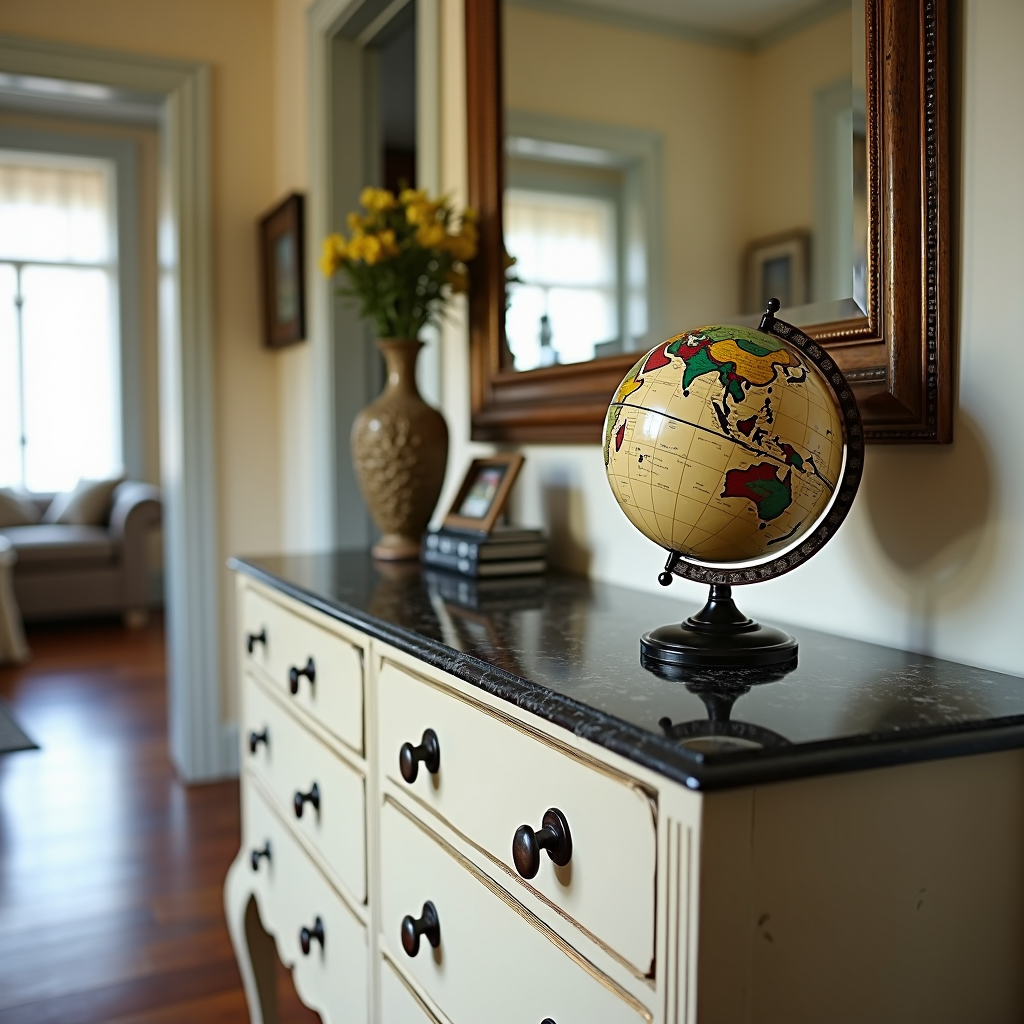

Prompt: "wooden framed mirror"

[466,0,951,444]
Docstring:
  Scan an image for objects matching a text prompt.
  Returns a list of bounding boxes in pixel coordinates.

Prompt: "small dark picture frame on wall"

[443,453,525,534]
[259,192,306,348]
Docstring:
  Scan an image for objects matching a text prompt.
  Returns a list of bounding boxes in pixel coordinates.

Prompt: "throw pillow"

[43,477,124,526]
[0,488,41,528]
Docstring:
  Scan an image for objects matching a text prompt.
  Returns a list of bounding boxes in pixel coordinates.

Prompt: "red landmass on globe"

[642,345,672,372]
[775,440,805,470]
[721,462,793,521]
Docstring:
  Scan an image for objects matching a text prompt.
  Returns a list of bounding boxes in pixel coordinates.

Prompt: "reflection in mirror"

[501,0,869,373]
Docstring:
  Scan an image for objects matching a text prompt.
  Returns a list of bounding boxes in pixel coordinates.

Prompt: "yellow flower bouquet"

[321,186,477,338]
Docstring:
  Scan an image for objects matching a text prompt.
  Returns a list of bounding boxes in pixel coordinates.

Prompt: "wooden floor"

[0,618,319,1024]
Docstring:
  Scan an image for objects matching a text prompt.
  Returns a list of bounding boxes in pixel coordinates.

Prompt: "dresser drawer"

[242,779,369,1024]
[380,799,650,1024]
[241,584,364,753]
[378,662,656,974]
[380,956,441,1024]
[244,674,366,902]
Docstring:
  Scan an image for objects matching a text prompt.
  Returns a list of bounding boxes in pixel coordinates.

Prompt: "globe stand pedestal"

[641,584,798,669]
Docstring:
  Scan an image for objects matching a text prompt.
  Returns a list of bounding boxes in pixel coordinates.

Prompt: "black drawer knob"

[293,782,320,818]
[246,628,267,654]
[542,1020,557,1024]
[512,808,572,879]
[300,916,325,955]
[399,728,440,784]
[289,657,316,694]
[250,841,271,871]
[248,728,269,754]
[401,901,440,957]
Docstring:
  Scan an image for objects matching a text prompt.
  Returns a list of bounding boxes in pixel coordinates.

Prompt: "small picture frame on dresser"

[442,453,524,535]
[259,192,306,348]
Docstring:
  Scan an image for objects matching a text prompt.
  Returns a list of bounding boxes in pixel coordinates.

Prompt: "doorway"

[0,36,221,781]
[308,0,441,549]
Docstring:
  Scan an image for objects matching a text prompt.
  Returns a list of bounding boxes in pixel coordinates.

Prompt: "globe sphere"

[604,323,845,566]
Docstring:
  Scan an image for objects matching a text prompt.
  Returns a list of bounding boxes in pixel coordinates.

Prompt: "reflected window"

[504,187,618,370]
[501,115,661,372]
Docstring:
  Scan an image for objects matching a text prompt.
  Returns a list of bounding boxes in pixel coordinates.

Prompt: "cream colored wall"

[273,0,318,551]
[0,0,287,716]
[437,0,1024,680]
[746,7,852,242]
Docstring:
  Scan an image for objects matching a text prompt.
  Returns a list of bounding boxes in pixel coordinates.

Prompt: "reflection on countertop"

[232,550,1024,790]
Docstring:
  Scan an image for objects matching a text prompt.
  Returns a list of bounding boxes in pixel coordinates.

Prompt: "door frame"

[0,34,223,781]
[306,0,443,549]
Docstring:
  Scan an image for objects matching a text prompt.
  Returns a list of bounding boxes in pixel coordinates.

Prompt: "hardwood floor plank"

[100,960,320,1024]
[0,957,244,1024]
[103,988,250,1024]
[0,618,321,1024]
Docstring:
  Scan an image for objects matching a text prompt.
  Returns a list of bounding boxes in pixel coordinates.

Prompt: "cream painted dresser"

[225,553,1024,1024]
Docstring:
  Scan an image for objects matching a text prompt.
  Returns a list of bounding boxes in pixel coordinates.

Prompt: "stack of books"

[421,524,547,577]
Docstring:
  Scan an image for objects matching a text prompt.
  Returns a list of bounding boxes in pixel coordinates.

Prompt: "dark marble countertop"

[231,550,1024,791]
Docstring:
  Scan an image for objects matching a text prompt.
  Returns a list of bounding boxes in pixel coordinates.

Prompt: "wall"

[273,0,318,551]
[746,8,852,243]
[0,0,287,718]
[438,0,1024,680]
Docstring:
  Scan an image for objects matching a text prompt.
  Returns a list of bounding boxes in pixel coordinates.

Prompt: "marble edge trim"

[229,559,1024,791]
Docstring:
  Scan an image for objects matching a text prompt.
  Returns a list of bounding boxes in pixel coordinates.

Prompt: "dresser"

[224,553,1024,1024]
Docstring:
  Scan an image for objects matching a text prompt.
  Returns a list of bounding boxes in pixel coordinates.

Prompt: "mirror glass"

[501,0,867,373]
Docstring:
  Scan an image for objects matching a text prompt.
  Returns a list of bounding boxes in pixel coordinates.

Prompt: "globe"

[603,301,864,668]
[604,323,844,564]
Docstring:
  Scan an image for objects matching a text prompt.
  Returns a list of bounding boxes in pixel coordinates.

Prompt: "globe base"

[640,584,798,669]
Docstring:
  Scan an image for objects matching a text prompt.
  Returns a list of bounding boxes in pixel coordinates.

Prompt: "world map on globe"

[603,324,845,564]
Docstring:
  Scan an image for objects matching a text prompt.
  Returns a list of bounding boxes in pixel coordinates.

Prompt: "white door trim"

[306,0,443,547]
[0,34,224,780]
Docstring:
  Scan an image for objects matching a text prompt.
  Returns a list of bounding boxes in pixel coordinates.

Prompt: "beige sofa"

[0,482,162,624]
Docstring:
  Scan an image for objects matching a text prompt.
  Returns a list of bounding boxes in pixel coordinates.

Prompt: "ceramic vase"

[351,338,448,560]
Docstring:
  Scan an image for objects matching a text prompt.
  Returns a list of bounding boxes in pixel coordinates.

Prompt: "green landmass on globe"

[603,324,844,564]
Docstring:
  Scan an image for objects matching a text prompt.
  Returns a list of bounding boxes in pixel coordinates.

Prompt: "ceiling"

[511,0,849,48]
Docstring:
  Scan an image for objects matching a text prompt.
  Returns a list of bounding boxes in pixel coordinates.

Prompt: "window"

[504,188,618,371]
[502,114,663,373]
[0,150,122,493]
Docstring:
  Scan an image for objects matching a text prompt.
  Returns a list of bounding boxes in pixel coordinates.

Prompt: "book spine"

[421,548,545,577]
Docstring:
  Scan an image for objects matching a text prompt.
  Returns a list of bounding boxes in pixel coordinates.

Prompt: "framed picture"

[259,192,306,348]
[742,229,810,315]
[442,453,525,534]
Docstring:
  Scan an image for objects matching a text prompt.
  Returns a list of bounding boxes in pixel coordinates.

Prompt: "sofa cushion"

[43,477,124,527]
[0,489,41,528]
[0,525,116,567]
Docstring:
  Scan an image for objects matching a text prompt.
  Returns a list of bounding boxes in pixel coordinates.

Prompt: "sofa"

[0,481,162,625]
